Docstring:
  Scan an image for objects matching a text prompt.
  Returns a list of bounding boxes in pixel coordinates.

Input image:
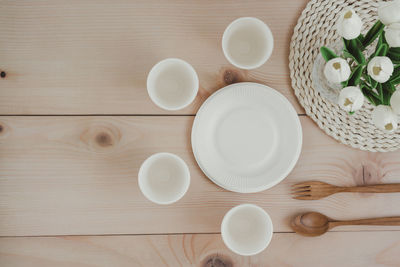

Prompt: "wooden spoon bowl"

[291,212,400,236]
[291,212,330,236]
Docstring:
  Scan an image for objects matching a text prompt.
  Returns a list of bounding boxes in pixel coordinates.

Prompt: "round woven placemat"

[289,0,400,152]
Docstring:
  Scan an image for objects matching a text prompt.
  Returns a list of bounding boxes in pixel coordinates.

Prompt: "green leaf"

[393,65,400,76]
[382,83,395,105]
[341,80,348,87]
[362,90,380,106]
[348,39,366,64]
[382,81,396,94]
[389,65,400,84]
[361,83,381,106]
[374,43,389,57]
[364,73,371,85]
[345,36,364,51]
[390,58,400,64]
[377,83,384,103]
[342,50,357,62]
[347,65,364,86]
[364,73,378,89]
[320,46,338,62]
[389,47,400,54]
[343,38,350,51]
[388,47,400,64]
[370,78,378,89]
[362,20,385,47]
[382,89,391,105]
[356,34,365,44]
[376,33,383,48]
[390,75,400,85]
[376,31,388,48]
[355,37,365,51]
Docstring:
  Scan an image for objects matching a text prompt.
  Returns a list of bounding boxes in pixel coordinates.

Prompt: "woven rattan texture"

[289,0,399,152]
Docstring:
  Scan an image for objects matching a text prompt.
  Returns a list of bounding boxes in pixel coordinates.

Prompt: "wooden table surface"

[1,0,400,266]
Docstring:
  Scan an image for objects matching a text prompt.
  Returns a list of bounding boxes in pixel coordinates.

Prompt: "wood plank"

[1,116,400,236]
[0,0,306,115]
[1,232,400,267]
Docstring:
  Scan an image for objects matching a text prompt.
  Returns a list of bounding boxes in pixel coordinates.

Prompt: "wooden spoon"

[291,212,400,236]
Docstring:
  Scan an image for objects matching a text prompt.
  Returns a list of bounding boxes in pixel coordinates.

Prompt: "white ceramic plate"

[191,82,302,193]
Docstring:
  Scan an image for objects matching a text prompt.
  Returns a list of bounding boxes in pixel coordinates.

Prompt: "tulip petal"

[367,56,394,83]
[390,90,400,114]
[384,23,400,47]
[338,86,364,112]
[371,105,398,132]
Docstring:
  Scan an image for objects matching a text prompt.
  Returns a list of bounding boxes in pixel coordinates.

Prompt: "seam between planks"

[2,229,400,238]
[0,114,308,117]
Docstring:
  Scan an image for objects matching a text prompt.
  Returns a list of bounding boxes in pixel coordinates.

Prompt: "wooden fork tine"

[292,182,313,200]
[291,184,310,190]
[292,181,337,200]
[292,181,311,188]
[291,185,311,192]
[292,189,311,195]
[293,194,312,200]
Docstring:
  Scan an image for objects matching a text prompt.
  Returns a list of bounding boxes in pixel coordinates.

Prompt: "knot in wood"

[95,132,113,147]
[223,69,240,85]
[80,124,121,151]
[202,255,233,267]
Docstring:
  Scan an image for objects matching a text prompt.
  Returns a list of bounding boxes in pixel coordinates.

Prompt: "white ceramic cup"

[222,17,274,70]
[138,152,190,205]
[221,204,273,256]
[147,58,199,110]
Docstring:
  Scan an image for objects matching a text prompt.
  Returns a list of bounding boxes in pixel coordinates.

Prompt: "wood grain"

[0,0,307,115]
[1,116,400,236]
[1,232,400,267]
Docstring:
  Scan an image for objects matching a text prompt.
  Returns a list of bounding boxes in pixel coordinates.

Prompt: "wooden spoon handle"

[342,184,400,193]
[331,217,400,227]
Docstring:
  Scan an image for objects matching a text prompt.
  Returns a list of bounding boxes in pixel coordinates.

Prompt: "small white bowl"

[222,17,274,70]
[221,204,273,256]
[138,153,190,205]
[147,58,199,110]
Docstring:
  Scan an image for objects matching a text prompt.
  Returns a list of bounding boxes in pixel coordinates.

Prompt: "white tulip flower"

[337,9,363,40]
[338,86,364,113]
[372,105,398,132]
[385,23,400,47]
[390,90,400,114]
[378,0,400,25]
[324,58,351,83]
[367,56,394,83]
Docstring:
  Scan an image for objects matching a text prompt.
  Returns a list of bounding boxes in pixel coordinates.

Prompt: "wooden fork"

[292,181,400,200]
